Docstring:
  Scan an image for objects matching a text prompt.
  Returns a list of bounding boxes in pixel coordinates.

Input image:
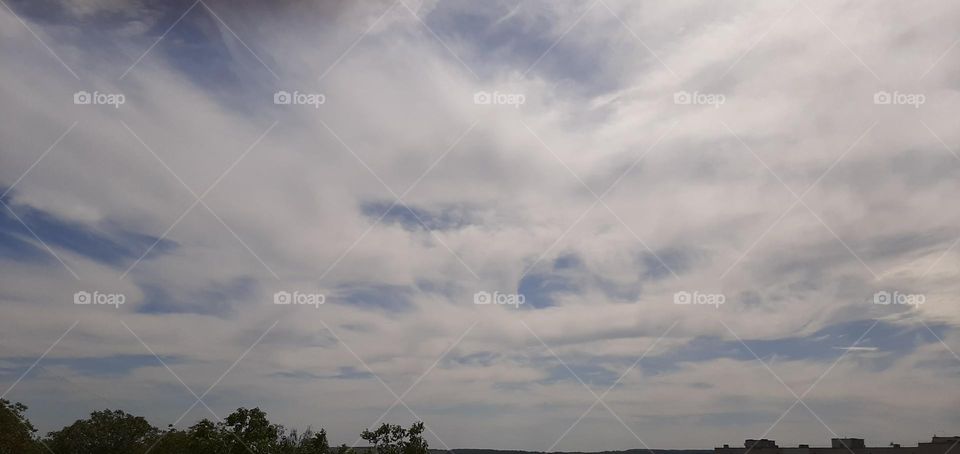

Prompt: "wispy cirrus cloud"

[1,0,959,450]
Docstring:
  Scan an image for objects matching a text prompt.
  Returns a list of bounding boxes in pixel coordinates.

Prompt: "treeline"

[1,398,429,454]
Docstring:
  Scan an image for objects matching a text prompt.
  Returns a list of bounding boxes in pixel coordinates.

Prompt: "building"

[716,436,960,454]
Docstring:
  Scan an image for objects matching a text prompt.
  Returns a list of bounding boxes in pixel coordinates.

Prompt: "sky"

[1,0,959,450]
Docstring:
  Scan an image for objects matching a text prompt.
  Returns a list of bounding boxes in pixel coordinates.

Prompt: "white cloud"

[1,0,959,449]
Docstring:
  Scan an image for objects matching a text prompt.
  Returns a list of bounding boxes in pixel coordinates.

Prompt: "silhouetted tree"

[224,407,283,453]
[45,409,159,454]
[0,399,42,454]
[147,425,191,454]
[184,419,229,454]
[279,427,330,454]
[361,422,429,454]
[6,399,426,454]
[302,428,331,454]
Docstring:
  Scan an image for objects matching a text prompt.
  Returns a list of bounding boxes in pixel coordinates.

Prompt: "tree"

[45,409,159,454]
[6,400,431,454]
[0,399,42,454]
[223,407,282,453]
[361,422,429,454]
[278,427,330,454]
[183,419,229,454]
[301,428,331,454]
[147,426,191,454]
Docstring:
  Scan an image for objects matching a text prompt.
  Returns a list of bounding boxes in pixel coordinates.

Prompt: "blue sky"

[1,0,960,450]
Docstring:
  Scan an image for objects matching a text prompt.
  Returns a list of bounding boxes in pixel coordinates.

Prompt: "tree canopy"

[0,399,42,454]
[0,400,429,454]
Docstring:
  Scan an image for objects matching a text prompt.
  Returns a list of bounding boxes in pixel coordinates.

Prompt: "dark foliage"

[0,400,428,454]
[0,399,42,454]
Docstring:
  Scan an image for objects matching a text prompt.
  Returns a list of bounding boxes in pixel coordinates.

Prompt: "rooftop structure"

[716,436,959,454]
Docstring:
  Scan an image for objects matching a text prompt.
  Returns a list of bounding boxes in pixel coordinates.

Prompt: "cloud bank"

[1,0,959,450]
